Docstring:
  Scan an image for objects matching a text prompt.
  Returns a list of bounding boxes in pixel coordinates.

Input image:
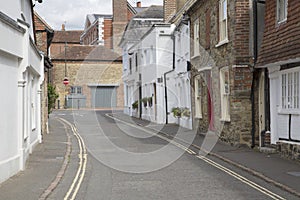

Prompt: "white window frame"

[216,0,229,47]
[279,68,300,114]
[71,86,82,94]
[277,0,288,24]
[193,19,200,57]
[220,67,230,121]
[31,78,36,131]
[194,75,202,118]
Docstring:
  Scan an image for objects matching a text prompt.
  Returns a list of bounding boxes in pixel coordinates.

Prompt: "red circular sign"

[63,77,69,85]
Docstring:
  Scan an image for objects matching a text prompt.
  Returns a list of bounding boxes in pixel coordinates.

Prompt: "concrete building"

[256,0,300,160]
[0,0,44,183]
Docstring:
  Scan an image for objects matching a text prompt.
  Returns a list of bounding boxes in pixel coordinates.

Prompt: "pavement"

[0,110,299,199]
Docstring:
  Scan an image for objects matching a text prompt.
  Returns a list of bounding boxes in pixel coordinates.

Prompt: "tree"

[48,83,59,114]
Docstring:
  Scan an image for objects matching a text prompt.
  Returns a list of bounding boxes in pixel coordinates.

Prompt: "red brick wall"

[34,14,48,53]
[113,0,128,22]
[257,0,300,66]
[104,19,113,49]
[234,0,250,64]
[164,0,176,22]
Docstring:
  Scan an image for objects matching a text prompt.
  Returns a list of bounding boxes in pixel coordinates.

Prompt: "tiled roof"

[52,30,83,43]
[52,45,122,61]
[119,5,164,46]
[134,5,163,19]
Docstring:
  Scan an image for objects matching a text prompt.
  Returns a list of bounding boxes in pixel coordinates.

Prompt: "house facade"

[119,6,166,122]
[186,0,254,146]
[256,0,300,159]
[80,14,113,49]
[51,45,123,109]
[0,0,44,183]
[34,11,54,135]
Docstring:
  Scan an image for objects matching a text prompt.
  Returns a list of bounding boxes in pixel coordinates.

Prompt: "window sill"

[194,115,202,119]
[191,54,200,60]
[278,110,300,115]
[220,118,230,122]
[215,38,229,48]
[277,18,287,26]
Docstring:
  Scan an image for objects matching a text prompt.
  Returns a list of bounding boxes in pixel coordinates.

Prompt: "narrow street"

[46,110,299,199]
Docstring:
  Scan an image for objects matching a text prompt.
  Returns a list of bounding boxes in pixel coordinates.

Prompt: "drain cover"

[287,171,300,177]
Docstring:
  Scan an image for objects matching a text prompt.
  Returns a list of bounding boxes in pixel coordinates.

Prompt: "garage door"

[92,86,117,108]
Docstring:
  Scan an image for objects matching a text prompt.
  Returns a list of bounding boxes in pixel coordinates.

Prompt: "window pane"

[223,0,227,20]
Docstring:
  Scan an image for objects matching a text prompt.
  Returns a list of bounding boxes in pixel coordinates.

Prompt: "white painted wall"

[268,66,300,144]
[0,0,43,183]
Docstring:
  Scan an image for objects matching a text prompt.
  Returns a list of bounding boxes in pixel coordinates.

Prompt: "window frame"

[277,0,288,24]
[70,86,82,94]
[194,75,202,119]
[193,19,200,57]
[220,67,230,122]
[216,0,229,47]
[279,68,300,114]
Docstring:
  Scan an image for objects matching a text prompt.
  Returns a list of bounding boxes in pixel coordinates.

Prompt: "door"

[92,86,117,108]
[258,71,265,146]
[207,71,215,130]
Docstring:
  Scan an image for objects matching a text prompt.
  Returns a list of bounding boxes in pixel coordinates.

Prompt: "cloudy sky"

[35,0,163,30]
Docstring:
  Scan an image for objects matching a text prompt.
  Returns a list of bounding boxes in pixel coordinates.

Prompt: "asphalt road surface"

[49,110,298,200]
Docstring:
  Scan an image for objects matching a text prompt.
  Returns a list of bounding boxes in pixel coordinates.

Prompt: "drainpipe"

[252,0,266,148]
[164,31,176,124]
[251,0,258,148]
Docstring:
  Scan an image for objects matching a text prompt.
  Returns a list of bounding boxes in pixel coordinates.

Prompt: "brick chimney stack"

[61,23,65,31]
[137,1,141,7]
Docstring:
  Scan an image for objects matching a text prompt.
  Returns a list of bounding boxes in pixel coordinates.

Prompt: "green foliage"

[181,107,191,118]
[171,107,191,118]
[132,100,139,110]
[147,97,153,107]
[48,83,59,114]
[171,107,182,118]
[142,97,148,107]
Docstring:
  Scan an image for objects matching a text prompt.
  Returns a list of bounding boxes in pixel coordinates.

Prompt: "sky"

[35,0,163,30]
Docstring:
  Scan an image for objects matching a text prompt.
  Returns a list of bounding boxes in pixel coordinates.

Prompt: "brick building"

[256,0,300,160]
[80,14,113,48]
[34,12,54,135]
[52,45,123,109]
[50,26,83,58]
[185,0,255,146]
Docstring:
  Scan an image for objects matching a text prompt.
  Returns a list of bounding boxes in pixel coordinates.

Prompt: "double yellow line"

[106,114,285,200]
[59,118,88,200]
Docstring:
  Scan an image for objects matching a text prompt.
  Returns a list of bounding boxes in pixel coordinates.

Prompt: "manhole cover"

[287,171,300,177]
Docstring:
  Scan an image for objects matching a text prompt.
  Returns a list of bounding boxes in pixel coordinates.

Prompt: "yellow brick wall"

[52,60,124,109]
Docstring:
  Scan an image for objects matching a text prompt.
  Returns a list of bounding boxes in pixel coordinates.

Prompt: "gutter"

[251,0,266,148]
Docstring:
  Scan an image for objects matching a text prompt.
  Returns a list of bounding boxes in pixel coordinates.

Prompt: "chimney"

[137,1,141,7]
[61,23,65,31]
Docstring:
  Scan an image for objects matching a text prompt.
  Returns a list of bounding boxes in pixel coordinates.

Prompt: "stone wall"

[52,60,124,109]
[188,0,253,146]
[277,142,300,161]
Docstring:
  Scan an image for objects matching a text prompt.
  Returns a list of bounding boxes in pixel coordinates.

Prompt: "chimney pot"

[137,1,141,7]
[62,24,65,31]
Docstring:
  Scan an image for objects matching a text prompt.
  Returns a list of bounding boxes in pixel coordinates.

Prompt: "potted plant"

[132,100,138,110]
[181,107,191,118]
[141,97,148,107]
[147,97,153,107]
[171,107,182,118]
